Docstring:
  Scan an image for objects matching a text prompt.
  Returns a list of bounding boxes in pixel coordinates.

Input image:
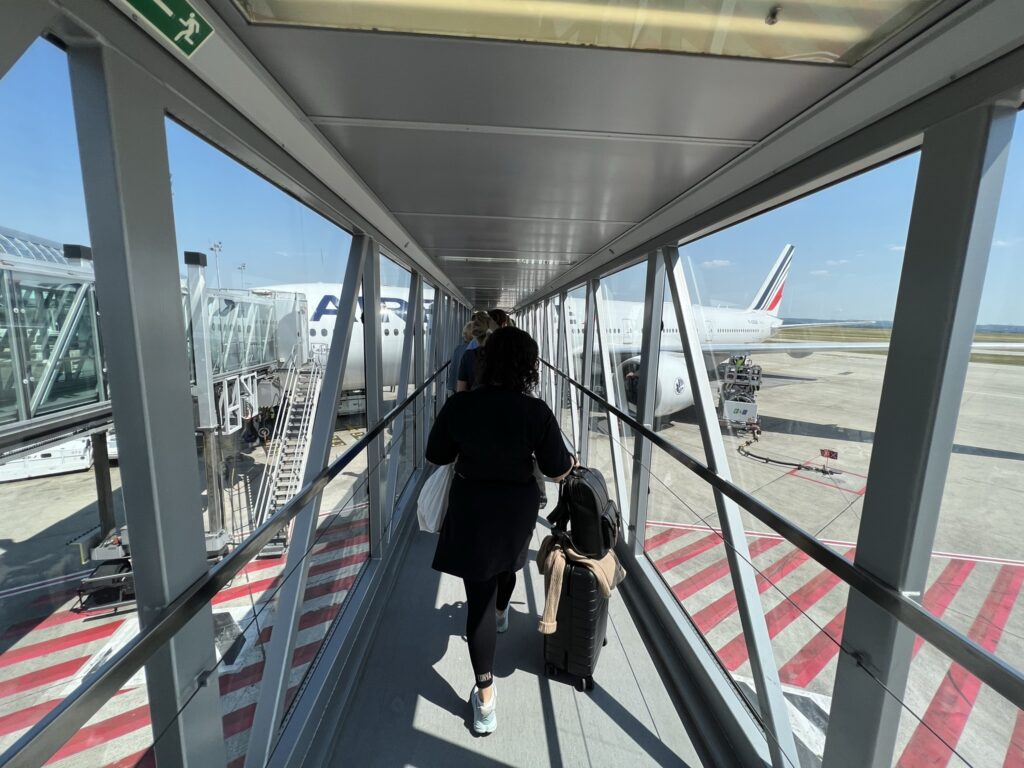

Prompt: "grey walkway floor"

[331,495,706,767]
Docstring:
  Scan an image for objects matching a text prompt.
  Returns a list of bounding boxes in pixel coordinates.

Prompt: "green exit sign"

[123,0,214,57]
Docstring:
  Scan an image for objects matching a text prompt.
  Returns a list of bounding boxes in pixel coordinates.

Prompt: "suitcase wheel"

[575,676,595,692]
[545,663,558,678]
[602,638,608,647]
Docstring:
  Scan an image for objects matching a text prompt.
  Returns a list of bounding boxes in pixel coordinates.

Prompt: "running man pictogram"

[174,11,200,46]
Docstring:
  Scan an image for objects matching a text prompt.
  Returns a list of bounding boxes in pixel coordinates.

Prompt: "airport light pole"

[210,240,223,289]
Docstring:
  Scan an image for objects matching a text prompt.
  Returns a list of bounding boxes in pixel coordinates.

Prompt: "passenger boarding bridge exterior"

[0,226,307,467]
[1,1,1023,767]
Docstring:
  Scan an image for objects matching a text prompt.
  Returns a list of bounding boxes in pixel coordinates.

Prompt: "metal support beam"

[245,233,368,768]
[91,431,116,536]
[629,250,667,557]
[414,281,426,465]
[593,283,632,535]
[556,291,580,448]
[823,103,1017,768]
[577,281,598,465]
[384,273,421,532]
[363,241,386,553]
[0,0,56,82]
[562,299,582,451]
[68,44,225,768]
[665,246,799,768]
[186,251,224,535]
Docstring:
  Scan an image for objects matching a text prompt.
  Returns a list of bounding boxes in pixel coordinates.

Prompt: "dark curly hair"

[476,326,539,394]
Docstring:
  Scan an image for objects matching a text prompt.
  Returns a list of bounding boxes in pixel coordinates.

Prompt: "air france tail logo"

[313,295,339,321]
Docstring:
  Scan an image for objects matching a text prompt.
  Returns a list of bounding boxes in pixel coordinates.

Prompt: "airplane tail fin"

[747,245,794,316]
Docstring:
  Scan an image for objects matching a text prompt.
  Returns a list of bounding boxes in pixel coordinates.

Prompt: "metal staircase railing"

[250,354,324,554]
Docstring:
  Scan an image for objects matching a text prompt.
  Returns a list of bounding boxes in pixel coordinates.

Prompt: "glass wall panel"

[679,153,919,557]
[165,117,362,541]
[892,631,1021,767]
[932,111,1024,680]
[598,262,648,510]
[378,255,414,502]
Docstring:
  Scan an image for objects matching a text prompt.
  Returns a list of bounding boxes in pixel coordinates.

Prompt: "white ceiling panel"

[317,124,744,222]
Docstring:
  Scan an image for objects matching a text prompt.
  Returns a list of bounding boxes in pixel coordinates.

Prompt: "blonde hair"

[462,321,474,342]
[470,314,497,344]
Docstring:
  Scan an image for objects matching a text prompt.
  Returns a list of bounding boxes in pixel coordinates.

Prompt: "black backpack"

[547,467,620,559]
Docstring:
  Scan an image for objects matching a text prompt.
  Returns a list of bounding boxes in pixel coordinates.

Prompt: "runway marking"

[896,565,1024,768]
[692,548,811,635]
[777,609,846,688]
[646,521,1024,567]
[1005,711,1024,768]
[671,537,782,602]
[652,533,721,572]
[0,621,122,668]
[786,457,867,496]
[716,550,854,671]
[0,524,371,764]
[776,558,977,688]
[912,558,976,656]
[643,526,688,552]
[0,656,88,699]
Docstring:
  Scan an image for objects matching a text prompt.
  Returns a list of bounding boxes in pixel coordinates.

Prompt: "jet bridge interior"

[1,1,1023,767]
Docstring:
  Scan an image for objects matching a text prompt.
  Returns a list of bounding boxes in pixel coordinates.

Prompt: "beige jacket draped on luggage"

[535,534,626,634]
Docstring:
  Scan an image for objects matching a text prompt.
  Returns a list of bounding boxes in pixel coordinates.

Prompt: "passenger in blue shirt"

[457,313,497,392]
[447,322,474,394]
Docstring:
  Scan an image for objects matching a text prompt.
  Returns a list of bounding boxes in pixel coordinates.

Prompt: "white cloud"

[889,244,905,253]
[700,259,731,269]
[992,238,1021,248]
[826,259,849,266]
[810,269,829,276]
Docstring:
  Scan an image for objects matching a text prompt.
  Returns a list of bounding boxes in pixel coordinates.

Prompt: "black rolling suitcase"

[543,546,610,692]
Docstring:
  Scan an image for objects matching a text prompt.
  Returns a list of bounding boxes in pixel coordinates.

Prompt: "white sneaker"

[471,685,497,734]
[496,606,510,634]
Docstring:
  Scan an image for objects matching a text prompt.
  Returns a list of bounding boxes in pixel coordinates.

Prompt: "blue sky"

[3,39,1022,324]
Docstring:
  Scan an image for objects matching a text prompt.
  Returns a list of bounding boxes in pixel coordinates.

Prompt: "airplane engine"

[786,350,813,358]
[619,353,695,419]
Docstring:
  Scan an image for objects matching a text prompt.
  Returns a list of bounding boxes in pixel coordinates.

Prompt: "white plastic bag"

[417,464,454,533]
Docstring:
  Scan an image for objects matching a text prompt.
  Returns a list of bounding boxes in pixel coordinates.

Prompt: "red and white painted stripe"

[643,522,1024,767]
[0,514,371,767]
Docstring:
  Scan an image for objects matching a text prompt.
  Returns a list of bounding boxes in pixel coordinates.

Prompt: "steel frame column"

[629,250,667,556]
[186,251,224,535]
[414,278,426,467]
[822,103,1017,768]
[384,273,421,532]
[68,44,225,768]
[545,299,558,411]
[593,281,632,538]
[244,234,368,768]
[363,240,386,554]
[577,281,598,465]
[91,431,116,536]
[562,304,582,451]
[665,247,799,768]
[554,291,569,431]
[557,291,580,448]
[1,272,30,422]
[430,291,446,414]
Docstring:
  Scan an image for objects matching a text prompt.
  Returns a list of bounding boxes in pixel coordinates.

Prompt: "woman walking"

[425,326,574,734]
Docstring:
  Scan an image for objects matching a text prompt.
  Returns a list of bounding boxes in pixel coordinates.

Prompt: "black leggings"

[463,571,516,690]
